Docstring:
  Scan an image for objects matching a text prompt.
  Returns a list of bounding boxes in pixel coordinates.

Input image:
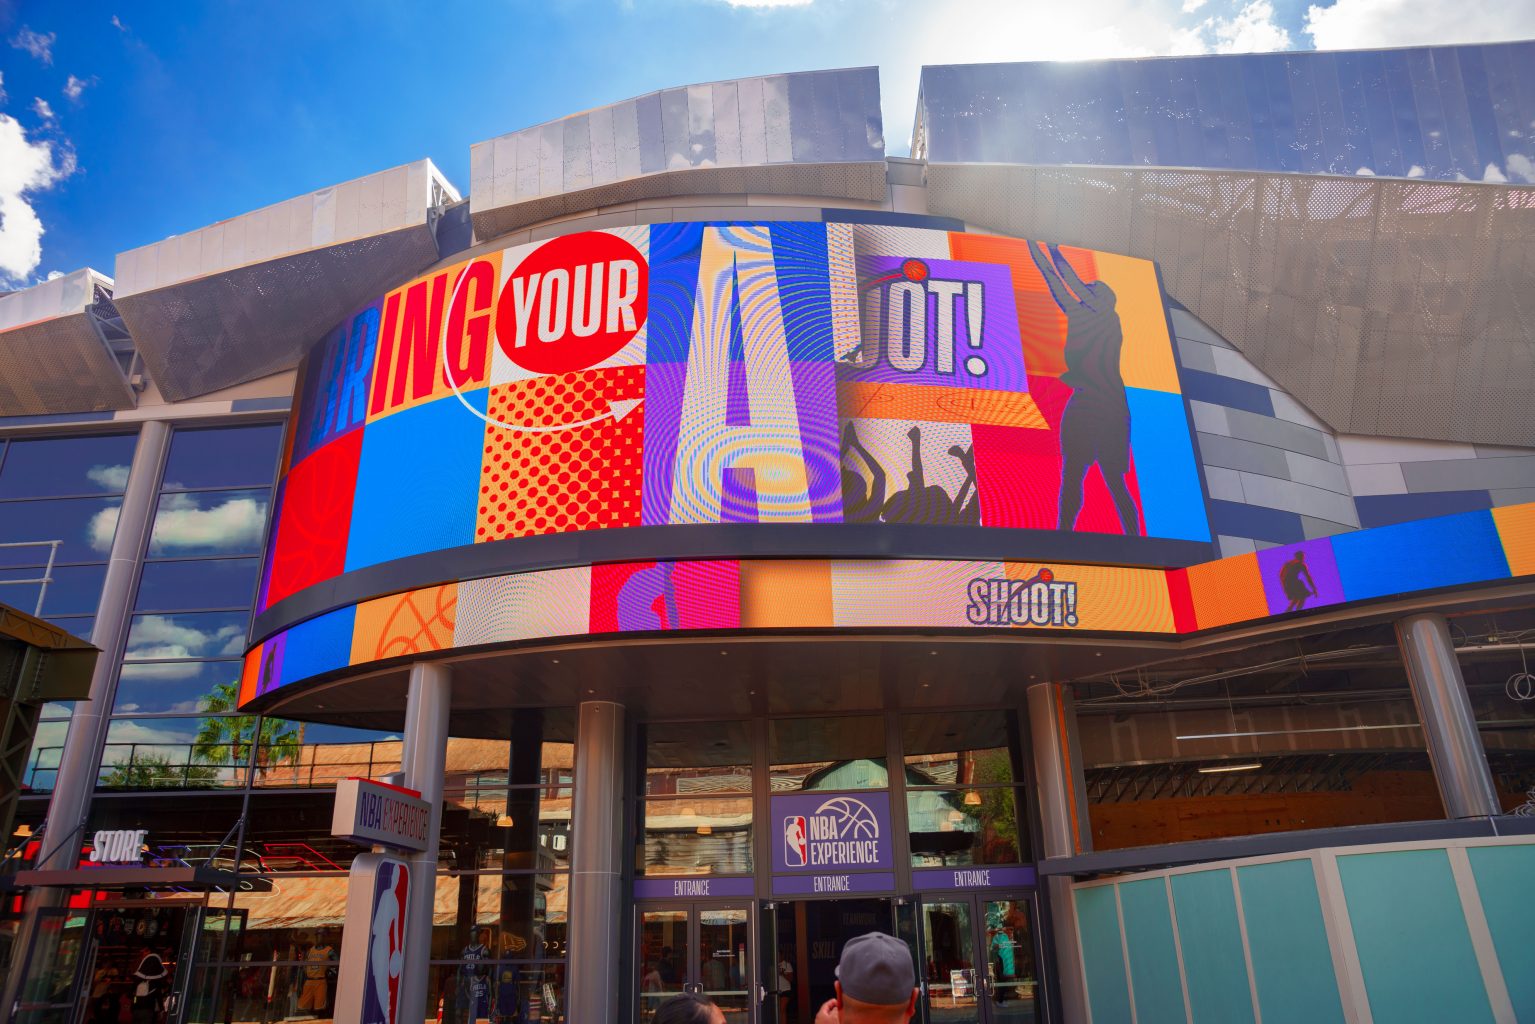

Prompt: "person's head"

[653,992,725,1024]
[1294,551,1306,562]
[476,928,491,945]
[834,933,919,1023]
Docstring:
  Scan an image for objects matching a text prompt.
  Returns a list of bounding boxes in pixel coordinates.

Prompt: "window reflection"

[907,789,1022,867]
[645,720,752,795]
[0,434,136,498]
[639,797,753,876]
[99,717,252,789]
[125,612,249,660]
[770,715,887,791]
[903,711,1014,786]
[0,497,122,565]
[149,489,270,557]
[134,558,260,611]
[161,425,284,491]
[114,660,243,715]
[0,563,108,616]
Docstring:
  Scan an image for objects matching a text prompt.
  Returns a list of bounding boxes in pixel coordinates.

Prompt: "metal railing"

[0,540,62,616]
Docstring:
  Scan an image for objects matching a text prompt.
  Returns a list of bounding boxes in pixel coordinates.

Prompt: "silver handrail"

[0,540,63,616]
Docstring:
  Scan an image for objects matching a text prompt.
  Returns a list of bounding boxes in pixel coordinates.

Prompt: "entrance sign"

[89,829,147,864]
[335,853,411,1024]
[634,877,756,899]
[771,872,897,896]
[911,866,1037,891]
[770,792,893,874]
[331,778,430,852]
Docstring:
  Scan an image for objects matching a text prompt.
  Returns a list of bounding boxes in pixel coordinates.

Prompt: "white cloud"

[88,504,119,552]
[1182,0,1208,10]
[120,659,207,680]
[126,614,245,658]
[148,494,269,554]
[87,464,129,491]
[63,75,90,102]
[1355,166,1375,175]
[1407,164,1426,178]
[32,97,54,122]
[0,71,7,105]
[718,0,813,5]
[0,113,75,283]
[9,27,55,65]
[1482,162,1508,183]
[110,15,128,32]
[1174,0,1292,54]
[1305,0,1535,50]
[1507,154,1535,184]
[45,268,64,280]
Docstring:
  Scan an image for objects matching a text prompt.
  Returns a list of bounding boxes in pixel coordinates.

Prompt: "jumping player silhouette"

[1029,241,1140,535]
[844,424,980,525]
[1278,550,1317,611]
[840,421,887,523]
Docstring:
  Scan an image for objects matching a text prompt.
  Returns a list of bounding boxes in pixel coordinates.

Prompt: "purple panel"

[769,791,893,873]
[641,361,686,525]
[787,358,844,523]
[254,631,288,699]
[722,466,759,523]
[841,257,1027,394]
[772,872,897,896]
[727,357,750,427]
[634,877,757,900]
[1256,537,1346,614]
[911,866,1038,891]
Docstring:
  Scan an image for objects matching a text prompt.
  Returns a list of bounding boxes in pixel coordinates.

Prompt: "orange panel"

[1001,561,1176,633]
[1090,251,1182,394]
[350,583,459,664]
[238,645,263,707]
[1492,502,1535,577]
[1184,553,1269,629]
[739,560,834,628]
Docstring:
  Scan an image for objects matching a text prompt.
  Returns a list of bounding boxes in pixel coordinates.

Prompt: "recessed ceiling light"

[1197,762,1262,774]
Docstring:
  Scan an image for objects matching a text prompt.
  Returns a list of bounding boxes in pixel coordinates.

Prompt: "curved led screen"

[256,221,1211,626]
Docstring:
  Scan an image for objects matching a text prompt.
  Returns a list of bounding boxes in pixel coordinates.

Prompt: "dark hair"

[653,992,717,1024]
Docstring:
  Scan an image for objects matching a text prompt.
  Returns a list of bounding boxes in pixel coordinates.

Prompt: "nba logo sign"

[363,859,410,1024]
[784,816,808,867]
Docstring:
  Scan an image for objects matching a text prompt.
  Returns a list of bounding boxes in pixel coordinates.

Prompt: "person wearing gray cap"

[814,932,919,1023]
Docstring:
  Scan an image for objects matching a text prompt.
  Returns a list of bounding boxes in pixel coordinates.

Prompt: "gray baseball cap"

[835,932,915,1005]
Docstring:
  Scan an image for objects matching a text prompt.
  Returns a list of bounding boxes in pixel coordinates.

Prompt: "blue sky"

[2,0,1533,286]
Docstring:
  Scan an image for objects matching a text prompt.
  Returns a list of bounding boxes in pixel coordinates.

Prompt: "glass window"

[0,563,108,616]
[443,785,574,872]
[0,434,136,498]
[903,711,1015,787]
[645,720,752,795]
[0,497,121,565]
[907,789,1023,867]
[428,962,566,1022]
[134,558,260,611]
[115,660,244,715]
[638,797,753,876]
[99,717,250,788]
[124,611,249,660]
[428,873,569,961]
[237,792,371,872]
[161,424,284,491]
[250,721,404,789]
[148,488,271,558]
[769,715,886,791]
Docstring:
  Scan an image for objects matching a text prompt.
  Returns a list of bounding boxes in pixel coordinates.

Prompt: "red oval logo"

[494,232,648,375]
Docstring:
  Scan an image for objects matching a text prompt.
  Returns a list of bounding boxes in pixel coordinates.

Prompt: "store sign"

[770,792,893,873]
[911,866,1037,891]
[331,778,431,852]
[334,853,411,1024]
[89,829,148,864]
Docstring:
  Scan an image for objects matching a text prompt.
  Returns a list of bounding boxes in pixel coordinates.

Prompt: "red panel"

[1166,567,1198,633]
[265,429,363,606]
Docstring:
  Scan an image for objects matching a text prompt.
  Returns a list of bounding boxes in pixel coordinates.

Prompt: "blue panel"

[1235,860,1345,1024]
[1337,849,1495,1024]
[1466,845,1535,1024]
[278,605,355,685]
[646,223,702,365]
[1207,499,1305,544]
[1355,489,1492,528]
[1177,369,1274,417]
[1169,870,1255,1024]
[344,389,487,571]
[768,222,835,362]
[1118,879,1186,1024]
[1129,388,1210,541]
[1074,886,1133,1024]
[1332,508,1510,601]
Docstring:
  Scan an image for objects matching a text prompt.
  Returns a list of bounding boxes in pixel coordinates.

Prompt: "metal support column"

[395,661,452,1024]
[1,421,168,1017]
[1396,613,1501,819]
[1027,682,1091,1024]
[567,700,626,1024]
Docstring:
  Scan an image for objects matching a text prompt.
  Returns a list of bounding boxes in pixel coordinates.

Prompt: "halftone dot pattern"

[476,366,645,541]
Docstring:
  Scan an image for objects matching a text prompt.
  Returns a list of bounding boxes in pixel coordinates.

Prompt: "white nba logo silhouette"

[784,815,807,866]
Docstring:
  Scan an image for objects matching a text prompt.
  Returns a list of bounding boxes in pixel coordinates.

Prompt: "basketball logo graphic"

[784,815,808,867]
[364,860,409,1024]
[815,796,881,839]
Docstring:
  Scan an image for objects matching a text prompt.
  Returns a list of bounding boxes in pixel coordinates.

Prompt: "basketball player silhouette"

[1029,241,1140,535]
[880,426,981,525]
[1278,550,1317,611]
[840,421,887,523]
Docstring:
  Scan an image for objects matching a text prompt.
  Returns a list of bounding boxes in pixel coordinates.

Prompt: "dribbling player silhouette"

[1029,241,1140,535]
[1279,550,1317,611]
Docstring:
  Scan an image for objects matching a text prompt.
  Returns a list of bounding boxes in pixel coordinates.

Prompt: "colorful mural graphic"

[259,222,1210,612]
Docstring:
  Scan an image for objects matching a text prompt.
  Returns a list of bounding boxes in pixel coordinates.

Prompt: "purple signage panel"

[634,877,757,900]
[911,866,1037,891]
[772,872,897,897]
[770,791,893,874]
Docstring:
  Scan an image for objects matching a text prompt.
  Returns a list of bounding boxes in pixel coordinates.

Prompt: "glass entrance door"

[917,895,1039,1024]
[637,903,754,1023]
[13,907,92,1024]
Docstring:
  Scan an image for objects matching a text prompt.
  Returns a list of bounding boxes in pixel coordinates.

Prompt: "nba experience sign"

[771,791,894,896]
